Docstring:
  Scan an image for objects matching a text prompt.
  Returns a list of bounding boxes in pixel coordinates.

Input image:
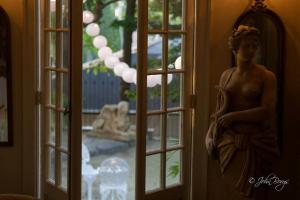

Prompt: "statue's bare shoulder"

[250,64,277,111]
[219,67,236,86]
[255,64,277,84]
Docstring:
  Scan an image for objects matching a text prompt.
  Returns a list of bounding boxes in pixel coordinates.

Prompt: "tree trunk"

[120,0,136,100]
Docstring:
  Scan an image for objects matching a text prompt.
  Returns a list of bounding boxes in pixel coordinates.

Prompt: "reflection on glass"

[48,147,56,182]
[61,32,69,68]
[148,0,163,30]
[0,108,7,142]
[0,10,9,143]
[61,73,69,108]
[147,76,162,111]
[48,32,56,67]
[61,112,68,150]
[167,73,182,109]
[147,114,162,152]
[49,109,56,144]
[146,154,161,191]
[0,76,7,142]
[48,0,56,28]
[61,0,69,28]
[168,34,182,70]
[169,0,183,30]
[167,112,182,148]
[166,150,181,187]
[60,153,68,189]
[148,34,163,71]
[50,71,56,105]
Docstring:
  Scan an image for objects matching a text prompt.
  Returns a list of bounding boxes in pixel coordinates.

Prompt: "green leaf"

[93,67,98,76]
[124,89,137,100]
[99,65,109,73]
[111,16,137,31]
[168,161,180,178]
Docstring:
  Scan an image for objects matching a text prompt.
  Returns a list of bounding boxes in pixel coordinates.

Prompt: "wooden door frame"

[22,0,40,196]
[136,0,196,199]
[191,0,211,200]
[69,0,82,199]
[25,0,211,199]
[38,0,82,199]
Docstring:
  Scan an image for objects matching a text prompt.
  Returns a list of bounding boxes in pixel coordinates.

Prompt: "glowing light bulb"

[83,10,94,24]
[98,47,112,61]
[86,23,100,37]
[93,35,107,49]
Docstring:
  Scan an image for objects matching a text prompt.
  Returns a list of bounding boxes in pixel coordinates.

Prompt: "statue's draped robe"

[210,69,280,198]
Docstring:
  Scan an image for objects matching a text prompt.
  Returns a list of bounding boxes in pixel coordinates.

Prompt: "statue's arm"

[225,70,277,123]
[205,69,230,152]
[218,68,231,87]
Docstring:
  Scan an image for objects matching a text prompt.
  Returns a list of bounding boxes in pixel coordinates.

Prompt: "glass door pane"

[42,0,82,199]
[137,0,193,199]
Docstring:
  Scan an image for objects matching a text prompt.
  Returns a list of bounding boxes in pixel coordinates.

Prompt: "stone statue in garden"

[205,25,280,200]
[92,101,135,140]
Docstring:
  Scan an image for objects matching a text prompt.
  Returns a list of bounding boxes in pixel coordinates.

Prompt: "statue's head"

[118,101,129,114]
[229,25,260,62]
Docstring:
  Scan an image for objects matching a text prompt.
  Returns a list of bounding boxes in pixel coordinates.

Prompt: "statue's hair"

[228,25,260,54]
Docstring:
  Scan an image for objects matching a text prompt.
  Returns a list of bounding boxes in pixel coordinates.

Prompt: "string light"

[98,47,113,61]
[83,4,177,87]
[175,56,182,69]
[122,68,136,83]
[93,35,108,49]
[114,62,129,77]
[86,23,100,37]
[104,56,119,69]
[83,10,95,24]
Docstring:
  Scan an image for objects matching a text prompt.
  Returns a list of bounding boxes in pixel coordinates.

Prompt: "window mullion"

[55,0,62,187]
[43,0,51,185]
[136,0,149,199]
[161,0,169,190]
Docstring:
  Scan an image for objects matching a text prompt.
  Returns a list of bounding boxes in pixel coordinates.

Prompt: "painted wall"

[0,0,24,194]
[0,0,36,196]
[0,0,299,199]
[207,0,300,199]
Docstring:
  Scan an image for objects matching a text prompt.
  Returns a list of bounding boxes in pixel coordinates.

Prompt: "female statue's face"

[236,36,258,62]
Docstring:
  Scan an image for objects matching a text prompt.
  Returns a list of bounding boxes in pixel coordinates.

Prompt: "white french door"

[136,0,194,199]
[41,0,82,199]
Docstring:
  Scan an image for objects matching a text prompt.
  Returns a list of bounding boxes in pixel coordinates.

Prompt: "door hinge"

[190,94,197,109]
[35,91,42,105]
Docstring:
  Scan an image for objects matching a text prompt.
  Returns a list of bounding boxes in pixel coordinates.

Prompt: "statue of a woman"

[205,25,280,199]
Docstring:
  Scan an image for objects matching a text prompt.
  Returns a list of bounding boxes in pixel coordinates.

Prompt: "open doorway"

[81,0,191,199]
[37,0,194,199]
